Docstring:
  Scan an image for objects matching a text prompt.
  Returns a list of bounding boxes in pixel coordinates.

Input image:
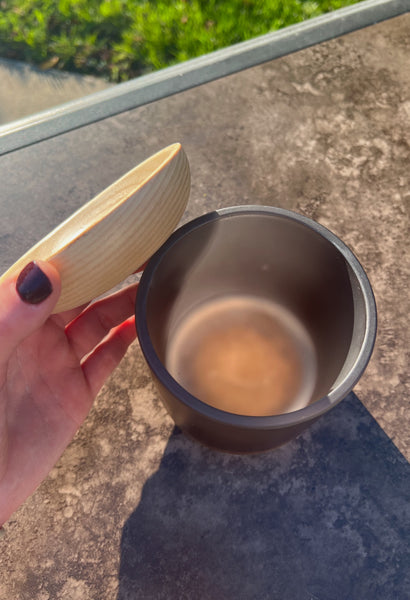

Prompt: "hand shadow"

[117,393,410,600]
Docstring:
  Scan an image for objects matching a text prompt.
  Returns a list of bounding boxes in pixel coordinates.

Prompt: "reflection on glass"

[0,57,112,125]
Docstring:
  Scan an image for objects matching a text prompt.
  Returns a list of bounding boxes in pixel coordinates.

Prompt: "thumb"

[0,260,61,367]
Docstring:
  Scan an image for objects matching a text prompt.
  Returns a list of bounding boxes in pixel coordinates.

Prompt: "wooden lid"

[0,143,190,313]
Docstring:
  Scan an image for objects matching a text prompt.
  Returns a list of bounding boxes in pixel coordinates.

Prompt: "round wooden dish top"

[0,143,190,313]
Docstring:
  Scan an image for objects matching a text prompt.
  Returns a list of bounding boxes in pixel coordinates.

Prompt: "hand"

[0,260,138,524]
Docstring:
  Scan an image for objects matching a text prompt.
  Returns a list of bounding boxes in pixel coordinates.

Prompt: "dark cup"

[136,206,377,453]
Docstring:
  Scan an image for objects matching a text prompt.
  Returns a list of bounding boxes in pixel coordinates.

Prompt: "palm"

[0,284,137,523]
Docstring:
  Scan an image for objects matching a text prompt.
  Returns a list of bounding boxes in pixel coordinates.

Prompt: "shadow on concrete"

[116,393,410,600]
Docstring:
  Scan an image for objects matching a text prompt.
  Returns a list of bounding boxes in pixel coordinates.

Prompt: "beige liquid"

[166,295,317,416]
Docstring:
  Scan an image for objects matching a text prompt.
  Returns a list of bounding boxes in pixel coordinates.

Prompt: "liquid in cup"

[166,294,317,416]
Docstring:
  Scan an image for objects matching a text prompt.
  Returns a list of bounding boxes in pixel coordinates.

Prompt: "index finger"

[65,283,138,361]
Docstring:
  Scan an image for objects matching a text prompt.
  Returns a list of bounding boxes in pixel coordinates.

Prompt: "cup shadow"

[117,393,410,600]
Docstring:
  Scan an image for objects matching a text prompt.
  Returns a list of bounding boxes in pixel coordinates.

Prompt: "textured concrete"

[0,58,111,125]
[0,14,409,600]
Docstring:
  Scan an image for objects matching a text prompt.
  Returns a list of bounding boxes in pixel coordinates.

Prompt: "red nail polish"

[16,261,53,304]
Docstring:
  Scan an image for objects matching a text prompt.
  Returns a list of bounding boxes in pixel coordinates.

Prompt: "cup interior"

[139,207,375,417]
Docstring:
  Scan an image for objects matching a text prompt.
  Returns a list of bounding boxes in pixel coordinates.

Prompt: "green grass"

[0,0,362,82]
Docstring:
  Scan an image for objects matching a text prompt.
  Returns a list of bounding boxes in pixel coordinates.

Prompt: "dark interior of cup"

[143,210,357,408]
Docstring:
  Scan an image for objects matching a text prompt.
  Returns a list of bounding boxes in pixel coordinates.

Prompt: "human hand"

[0,260,138,525]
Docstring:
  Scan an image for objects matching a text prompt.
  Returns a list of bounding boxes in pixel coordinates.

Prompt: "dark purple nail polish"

[16,261,53,304]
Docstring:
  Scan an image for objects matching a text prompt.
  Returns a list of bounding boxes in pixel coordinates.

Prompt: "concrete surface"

[0,58,111,125]
[0,13,409,600]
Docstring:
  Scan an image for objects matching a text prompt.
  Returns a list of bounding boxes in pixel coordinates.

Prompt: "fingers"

[56,303,90,327]
[81,316,137,397]
[57,263,145,328]
[0,261,61,368]
[65,283,138,361]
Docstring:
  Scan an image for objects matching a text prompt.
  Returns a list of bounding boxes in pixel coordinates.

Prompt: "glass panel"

[0,0,364,126]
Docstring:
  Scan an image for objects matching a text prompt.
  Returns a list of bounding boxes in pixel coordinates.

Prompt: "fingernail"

[16,261,53,304]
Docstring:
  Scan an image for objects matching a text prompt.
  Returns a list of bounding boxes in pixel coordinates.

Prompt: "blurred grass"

[0,0,362,82]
